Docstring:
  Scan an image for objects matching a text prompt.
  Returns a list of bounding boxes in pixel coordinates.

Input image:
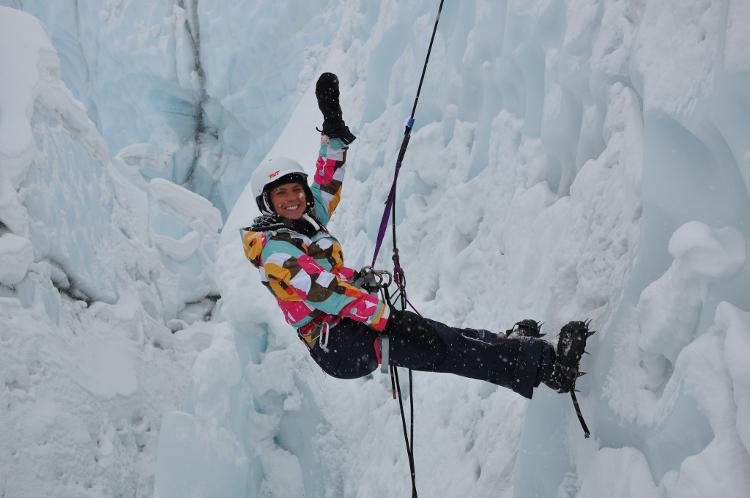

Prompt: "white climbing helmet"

[250,157,314,214]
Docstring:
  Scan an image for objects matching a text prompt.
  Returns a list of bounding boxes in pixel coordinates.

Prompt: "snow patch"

[0,233,33,285]
[638,221,745,362]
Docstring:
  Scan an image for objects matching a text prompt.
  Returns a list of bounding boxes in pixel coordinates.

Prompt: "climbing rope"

[370,1,445,497]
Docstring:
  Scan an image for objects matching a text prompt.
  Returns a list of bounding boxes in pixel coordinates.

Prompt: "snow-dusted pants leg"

[308,311,554,398]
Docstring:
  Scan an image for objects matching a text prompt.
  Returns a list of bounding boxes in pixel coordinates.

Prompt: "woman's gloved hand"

[316,72,356,144]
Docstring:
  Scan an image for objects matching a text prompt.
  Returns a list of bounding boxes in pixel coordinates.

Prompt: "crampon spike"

[577,371,586,378]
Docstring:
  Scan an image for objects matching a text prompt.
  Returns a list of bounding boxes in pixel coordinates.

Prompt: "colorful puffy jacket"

[241,135,390,344]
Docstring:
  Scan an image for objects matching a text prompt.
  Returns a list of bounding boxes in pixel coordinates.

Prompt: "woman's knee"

[308,325,380,379]
[311,348,378,379]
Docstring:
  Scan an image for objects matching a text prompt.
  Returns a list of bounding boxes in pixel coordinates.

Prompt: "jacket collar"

[248,213,322,238]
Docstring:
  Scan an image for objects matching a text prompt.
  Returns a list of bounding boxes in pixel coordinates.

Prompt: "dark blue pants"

[307,311,554,398]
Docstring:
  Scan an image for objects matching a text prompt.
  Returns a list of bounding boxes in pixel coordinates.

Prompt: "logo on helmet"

[268,170,281,179]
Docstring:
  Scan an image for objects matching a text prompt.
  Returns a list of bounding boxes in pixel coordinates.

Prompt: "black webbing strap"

[570,391,591,438]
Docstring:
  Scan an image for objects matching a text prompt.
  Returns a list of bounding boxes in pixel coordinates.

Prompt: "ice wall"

[159,0,749,496]
[0,7,221,496]
[0,0,339,217]
[3,0,749,497]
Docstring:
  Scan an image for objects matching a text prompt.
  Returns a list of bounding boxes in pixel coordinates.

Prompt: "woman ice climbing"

[241,73,589,399]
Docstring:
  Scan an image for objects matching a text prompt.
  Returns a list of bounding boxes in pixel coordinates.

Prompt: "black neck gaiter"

[249,213,322,238]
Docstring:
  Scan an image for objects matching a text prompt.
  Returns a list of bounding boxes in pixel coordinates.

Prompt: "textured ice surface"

[0,6,219,497]
[154,325,250,498]
[0,233,33,285]
[163,0,750,496]
[0,0,337,216]
[3,1,750,497]
[637,222,745,363]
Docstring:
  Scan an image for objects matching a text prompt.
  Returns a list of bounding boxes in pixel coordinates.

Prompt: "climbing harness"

[369,1,445,496]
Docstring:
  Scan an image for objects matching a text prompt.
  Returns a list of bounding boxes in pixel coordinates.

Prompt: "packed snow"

[1,1,749,497]
[0,6,219,497]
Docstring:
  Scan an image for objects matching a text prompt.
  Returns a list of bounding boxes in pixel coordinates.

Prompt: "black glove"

[316,72,356,144]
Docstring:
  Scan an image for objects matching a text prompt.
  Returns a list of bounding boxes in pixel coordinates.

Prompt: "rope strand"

[410,0,445,120]
[369,2,445,496]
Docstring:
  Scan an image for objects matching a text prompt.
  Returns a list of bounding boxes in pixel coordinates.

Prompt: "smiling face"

[269,182,307,220]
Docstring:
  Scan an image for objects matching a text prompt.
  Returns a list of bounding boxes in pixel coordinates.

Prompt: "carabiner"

[318,322,331,352]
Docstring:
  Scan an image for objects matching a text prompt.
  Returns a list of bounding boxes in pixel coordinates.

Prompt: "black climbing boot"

[316,72,356,144]
[543,320,594,393]
[506,319,545,338]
